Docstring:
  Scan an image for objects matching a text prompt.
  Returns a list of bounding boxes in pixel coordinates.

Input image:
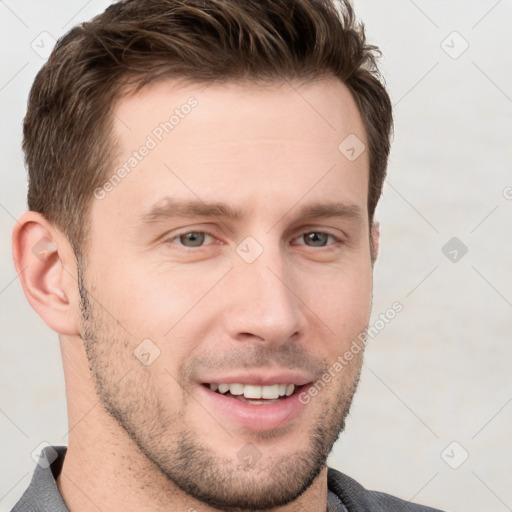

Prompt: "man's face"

[80,78,374,509]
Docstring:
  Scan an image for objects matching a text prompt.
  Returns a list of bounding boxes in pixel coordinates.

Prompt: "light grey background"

[1,1,511,511]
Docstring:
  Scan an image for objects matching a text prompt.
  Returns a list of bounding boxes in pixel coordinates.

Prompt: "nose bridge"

[229,237,304,343]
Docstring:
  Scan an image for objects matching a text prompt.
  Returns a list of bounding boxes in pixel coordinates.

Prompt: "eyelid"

[292,229,343,246]
[165,228,218,248]
[161,225,345,250]
[161,224,346,252]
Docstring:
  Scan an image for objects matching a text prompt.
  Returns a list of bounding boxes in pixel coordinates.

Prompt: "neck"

[57,336,329,512]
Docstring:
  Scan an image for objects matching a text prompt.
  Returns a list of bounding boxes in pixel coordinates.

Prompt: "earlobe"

[11,212,81,336]
[371,221,380,263]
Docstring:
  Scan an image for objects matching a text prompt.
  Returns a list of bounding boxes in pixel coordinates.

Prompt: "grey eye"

[302,232,329,247]
[177,232,207,247]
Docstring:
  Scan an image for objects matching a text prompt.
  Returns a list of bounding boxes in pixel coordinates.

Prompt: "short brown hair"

[23,0,392,258]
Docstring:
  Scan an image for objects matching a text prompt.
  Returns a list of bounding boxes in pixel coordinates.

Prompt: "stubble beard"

[77,262,363,510]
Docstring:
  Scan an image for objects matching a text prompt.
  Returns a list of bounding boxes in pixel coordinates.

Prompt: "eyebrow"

[138,196,364,226]
[139,197,243,224]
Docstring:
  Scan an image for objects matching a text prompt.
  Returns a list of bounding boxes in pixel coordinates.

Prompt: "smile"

[208,383,295,404]
[198,381,309,430]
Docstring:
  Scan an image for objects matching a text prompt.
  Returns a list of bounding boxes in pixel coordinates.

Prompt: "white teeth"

[218,383,229,394]
[210,383,296,399]
[228,383,244,395]
[243,384,262,399]
[261,384,279,399]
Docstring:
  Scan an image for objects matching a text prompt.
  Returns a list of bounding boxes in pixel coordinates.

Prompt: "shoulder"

[327,467,446,512]
[10,446,69,512]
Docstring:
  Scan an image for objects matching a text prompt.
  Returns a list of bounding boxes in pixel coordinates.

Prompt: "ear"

[370,220,380,264]
[12,211,81,335]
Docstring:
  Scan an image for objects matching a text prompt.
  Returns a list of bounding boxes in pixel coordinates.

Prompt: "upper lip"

[200,371,314,387]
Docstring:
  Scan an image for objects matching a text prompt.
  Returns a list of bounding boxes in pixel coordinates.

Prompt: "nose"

[224,244,307,346]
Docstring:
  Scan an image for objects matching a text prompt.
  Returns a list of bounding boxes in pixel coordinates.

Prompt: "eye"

[170,231,216,248]
[294,231,340,247]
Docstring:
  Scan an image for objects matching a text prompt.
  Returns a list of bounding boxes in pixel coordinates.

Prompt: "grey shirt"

[11,446,444,512]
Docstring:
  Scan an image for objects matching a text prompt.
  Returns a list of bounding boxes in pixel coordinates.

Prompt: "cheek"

[86,230,373,361]
[88,252,222,336]
[296,259,373,323]
[299,266,372,370]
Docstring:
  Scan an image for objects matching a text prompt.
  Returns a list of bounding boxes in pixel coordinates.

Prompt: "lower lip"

[197,384,309,431]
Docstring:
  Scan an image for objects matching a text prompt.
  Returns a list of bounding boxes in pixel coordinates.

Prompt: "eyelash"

[165,229,342,250]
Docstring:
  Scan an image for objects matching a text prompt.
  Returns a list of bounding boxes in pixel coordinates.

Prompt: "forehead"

[113,77,365,149]
[94,77,369,228]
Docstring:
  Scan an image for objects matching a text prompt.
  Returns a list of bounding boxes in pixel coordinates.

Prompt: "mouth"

[197,381,312,430]
[196,372,314,430]
[202,382,304,405]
